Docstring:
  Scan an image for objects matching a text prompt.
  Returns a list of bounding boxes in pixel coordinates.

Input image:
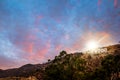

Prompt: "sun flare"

[86,40,99,50]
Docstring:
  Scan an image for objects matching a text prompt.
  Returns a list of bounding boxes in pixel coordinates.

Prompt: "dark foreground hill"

[0,63,49,79]
[0,44,120,80]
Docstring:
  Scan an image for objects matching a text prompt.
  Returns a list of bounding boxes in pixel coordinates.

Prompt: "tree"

[48,59,51,62]
[101,54,120,80]
[44,51,86,80]
[59,50,67,58]
[90,54,120,80]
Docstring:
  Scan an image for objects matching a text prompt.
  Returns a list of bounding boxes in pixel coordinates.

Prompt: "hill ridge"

[0,44,120,80]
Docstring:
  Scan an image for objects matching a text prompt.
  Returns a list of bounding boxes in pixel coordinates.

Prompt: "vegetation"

[44,50,120,80]
[44,51,86,80]
[89,53,120,80]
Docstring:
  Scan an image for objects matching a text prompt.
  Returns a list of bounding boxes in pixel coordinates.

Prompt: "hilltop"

[0,44,120,80]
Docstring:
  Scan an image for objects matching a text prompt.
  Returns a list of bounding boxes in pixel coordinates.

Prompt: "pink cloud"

[55,44,62,51]
[98,0,102,10]
[114,0,118,8]
[23,40,51,63]
[24,42,34,53]
[98,0,102,6]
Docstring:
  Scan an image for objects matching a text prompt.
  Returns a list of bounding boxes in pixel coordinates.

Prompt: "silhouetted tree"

[48,59,51,62]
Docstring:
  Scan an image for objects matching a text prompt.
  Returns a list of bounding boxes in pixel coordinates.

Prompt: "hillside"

[0,44,120,80]
[0,63,48,79]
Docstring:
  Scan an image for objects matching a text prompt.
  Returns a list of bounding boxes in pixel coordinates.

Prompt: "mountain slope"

[0,64,44,78]
[44,44,120,80]
[0,44,120,80]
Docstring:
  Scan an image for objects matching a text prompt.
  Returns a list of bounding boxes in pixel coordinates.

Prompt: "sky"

[0,0,120,69]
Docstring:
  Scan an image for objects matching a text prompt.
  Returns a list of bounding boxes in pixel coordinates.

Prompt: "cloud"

[0,0,119,69]
[114,0,118,8]
[0,35,24,69]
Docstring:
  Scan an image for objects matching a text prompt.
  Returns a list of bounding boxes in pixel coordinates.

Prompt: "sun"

[86,40,99,50]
